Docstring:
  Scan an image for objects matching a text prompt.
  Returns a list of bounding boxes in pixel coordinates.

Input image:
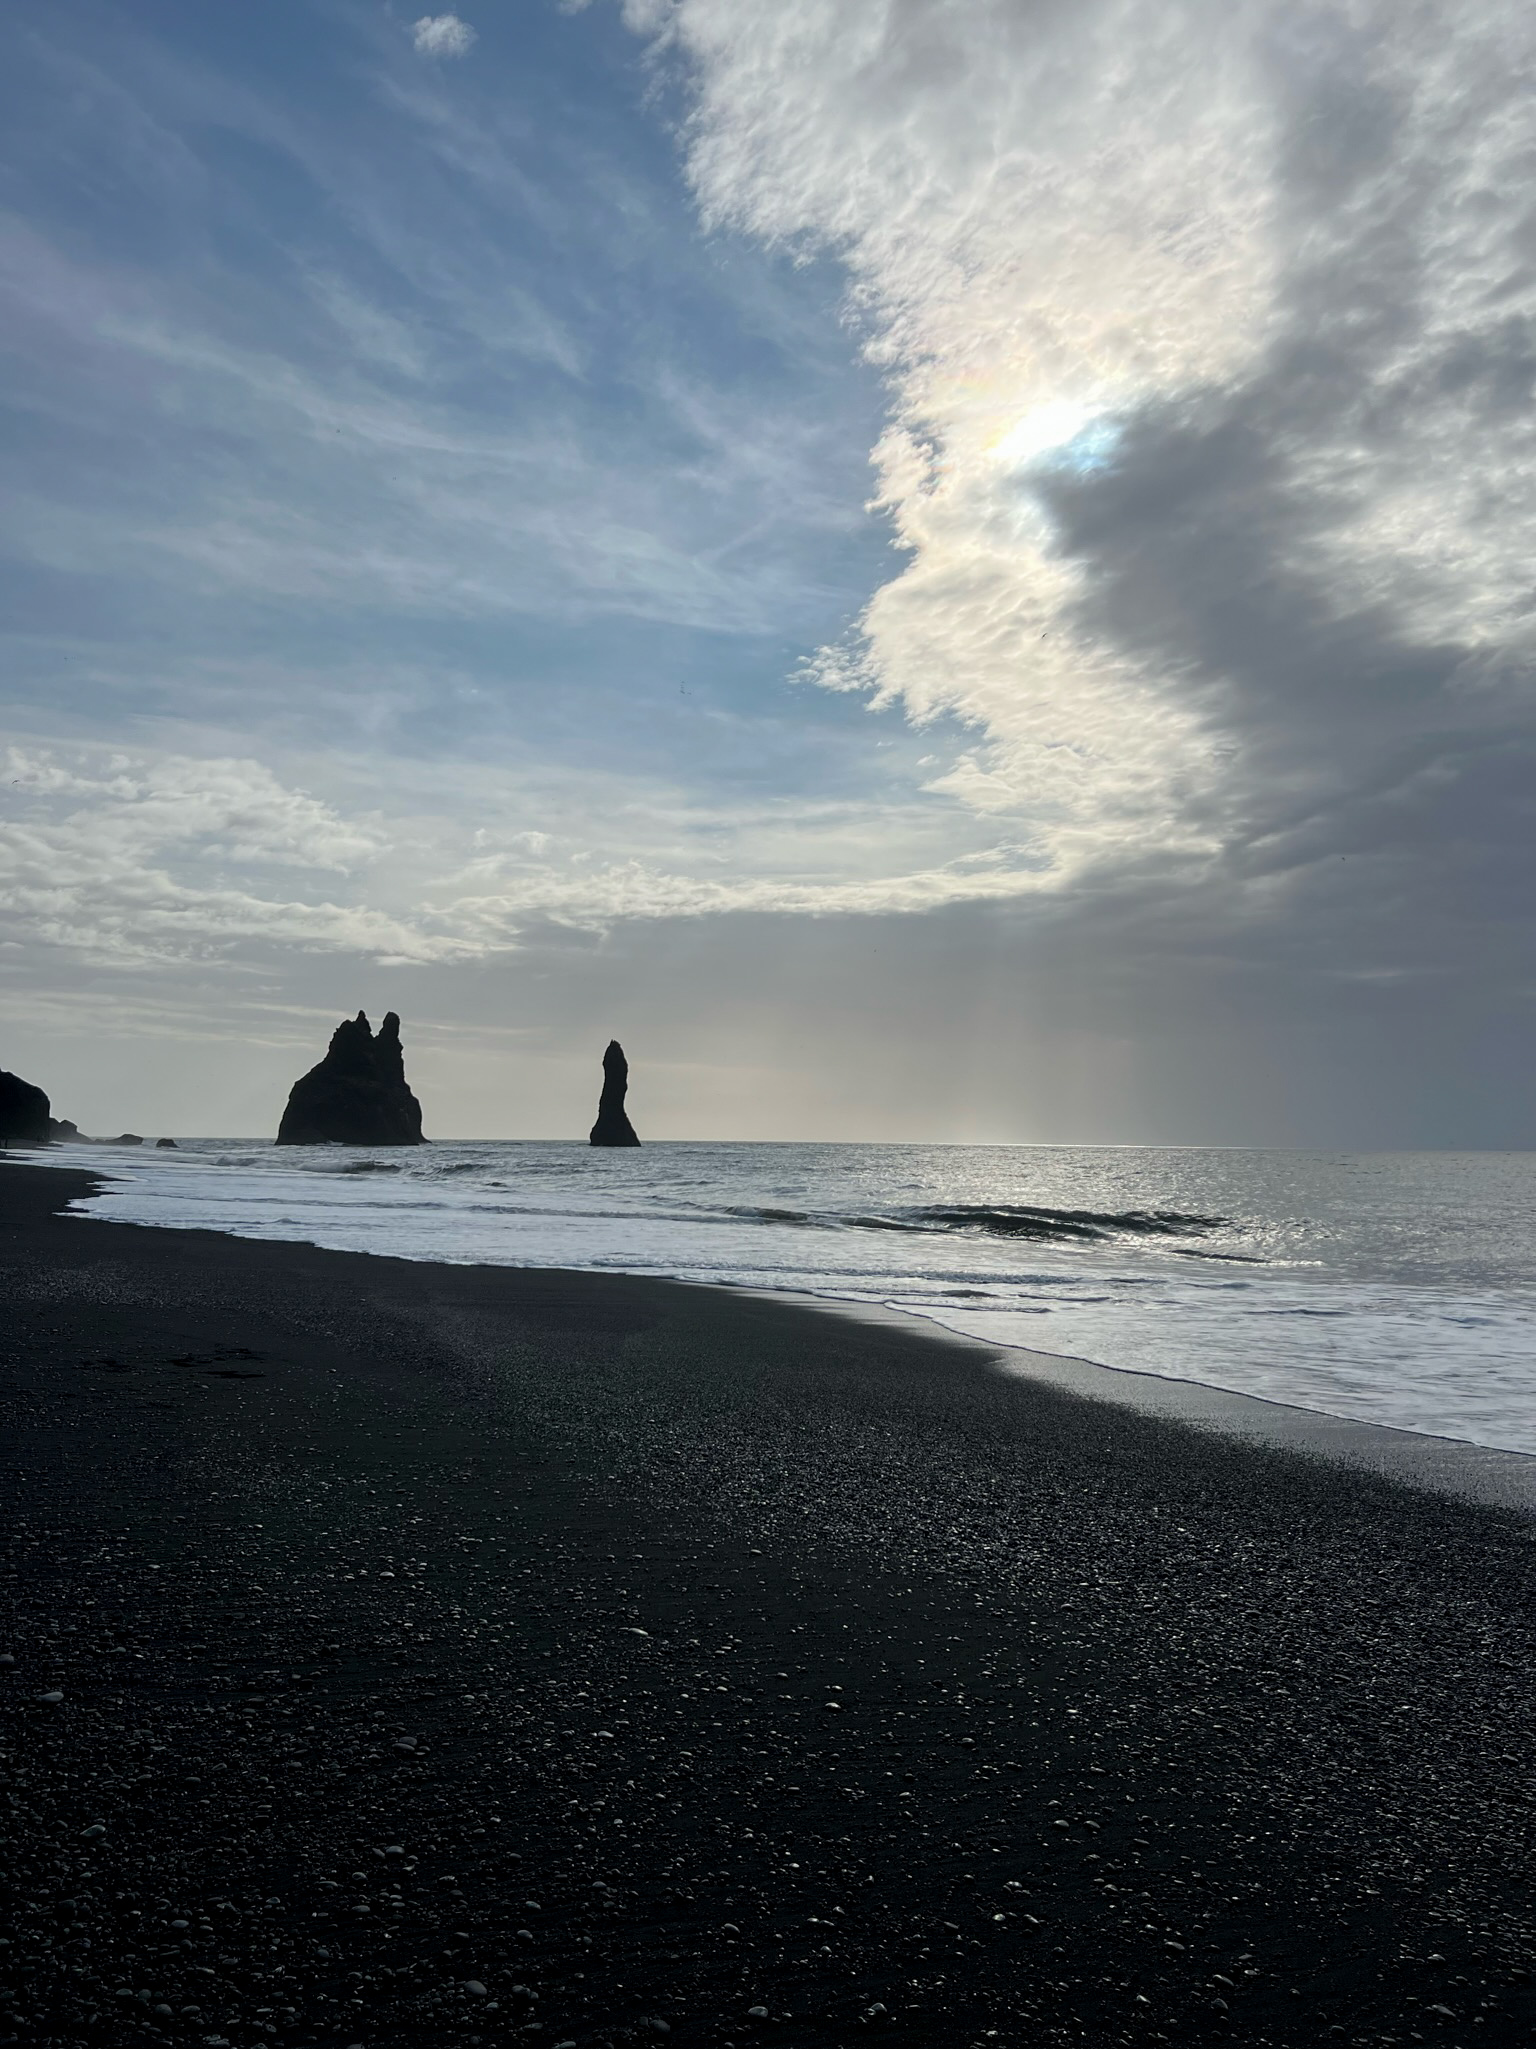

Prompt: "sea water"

[42,1140,1536,1457]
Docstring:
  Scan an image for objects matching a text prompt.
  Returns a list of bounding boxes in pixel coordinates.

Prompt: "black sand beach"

[2,1161,1534,2049]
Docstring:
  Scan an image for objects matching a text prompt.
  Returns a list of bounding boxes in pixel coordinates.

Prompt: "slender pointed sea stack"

[0,1069,52,1148]
[276,1011,425,1146]
[589,1039,640,1147]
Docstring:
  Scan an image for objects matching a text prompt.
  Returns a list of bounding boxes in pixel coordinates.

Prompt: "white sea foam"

[35,1139,1536,1457]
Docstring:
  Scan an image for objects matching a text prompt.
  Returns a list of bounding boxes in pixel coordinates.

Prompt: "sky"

[2,0,1534,1144]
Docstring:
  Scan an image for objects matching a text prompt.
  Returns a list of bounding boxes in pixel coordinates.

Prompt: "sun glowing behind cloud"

[626,0,1536,963]
[991,402,1124,482]
[625,0,1279,873]
[992,402,1098,471]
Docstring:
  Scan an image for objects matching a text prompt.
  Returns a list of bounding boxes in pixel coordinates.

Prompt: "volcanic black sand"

[2,1163,1534,2049]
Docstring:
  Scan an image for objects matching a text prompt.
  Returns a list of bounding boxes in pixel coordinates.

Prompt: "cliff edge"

[0,1069,52,1149]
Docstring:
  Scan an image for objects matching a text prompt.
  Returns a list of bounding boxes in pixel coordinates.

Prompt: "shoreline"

[3,1158,1535,2048]
[758,1291,1536,1516]
[39,1147,1536,1515]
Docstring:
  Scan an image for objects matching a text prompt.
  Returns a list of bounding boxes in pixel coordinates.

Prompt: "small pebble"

[6,1176,1530,2049]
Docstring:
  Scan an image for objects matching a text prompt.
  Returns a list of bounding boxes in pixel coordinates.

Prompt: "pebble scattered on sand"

[1,1160,1534,2049]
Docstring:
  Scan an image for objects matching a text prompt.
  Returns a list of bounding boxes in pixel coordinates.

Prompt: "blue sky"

[4,0,1536,1143]
[1,0,894,785]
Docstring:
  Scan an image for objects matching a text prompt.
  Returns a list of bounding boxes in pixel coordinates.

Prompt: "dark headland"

[0,1065,90,1147]
[2,1161,1533,2049]
[0,1067,52,1148]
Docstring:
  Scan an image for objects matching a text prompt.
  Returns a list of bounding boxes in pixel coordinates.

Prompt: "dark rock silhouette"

[48,1119,79,1143]
[156,1138,177,1149]
[0,1069,52,1148]
[110,1135,144,1147]
[276,1011,425,1146]
[589,1040,640,1147]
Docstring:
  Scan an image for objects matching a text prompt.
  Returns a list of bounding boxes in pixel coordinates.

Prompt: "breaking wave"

[41,1137,1536,1456]
[899,1203,1224,1243]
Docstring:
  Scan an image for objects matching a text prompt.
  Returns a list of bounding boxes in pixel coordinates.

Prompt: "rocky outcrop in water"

[276,1011,425,1147]
[0,1069,52,1148]
[589,1039,640,1147]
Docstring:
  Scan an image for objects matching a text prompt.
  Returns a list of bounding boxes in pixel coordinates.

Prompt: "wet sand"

[2,1159,1534,2049]
[784,1297,1536,1516]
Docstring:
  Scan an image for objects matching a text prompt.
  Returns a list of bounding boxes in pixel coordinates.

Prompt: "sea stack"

[589,1040,640,1147]
[276,1011,425,1146]
[0,1069,52,1148]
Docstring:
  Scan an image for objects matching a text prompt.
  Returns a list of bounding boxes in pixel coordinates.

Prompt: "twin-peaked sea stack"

[589,1040,640,1147]
[276,1011,425,1146]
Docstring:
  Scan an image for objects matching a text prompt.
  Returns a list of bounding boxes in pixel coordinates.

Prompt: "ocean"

[39,1139,1536,1458]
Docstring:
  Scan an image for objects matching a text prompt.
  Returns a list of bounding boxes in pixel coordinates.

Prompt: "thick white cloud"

[627,0,1536,900]
[622,0,1275,864]
[412,15,477,60]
